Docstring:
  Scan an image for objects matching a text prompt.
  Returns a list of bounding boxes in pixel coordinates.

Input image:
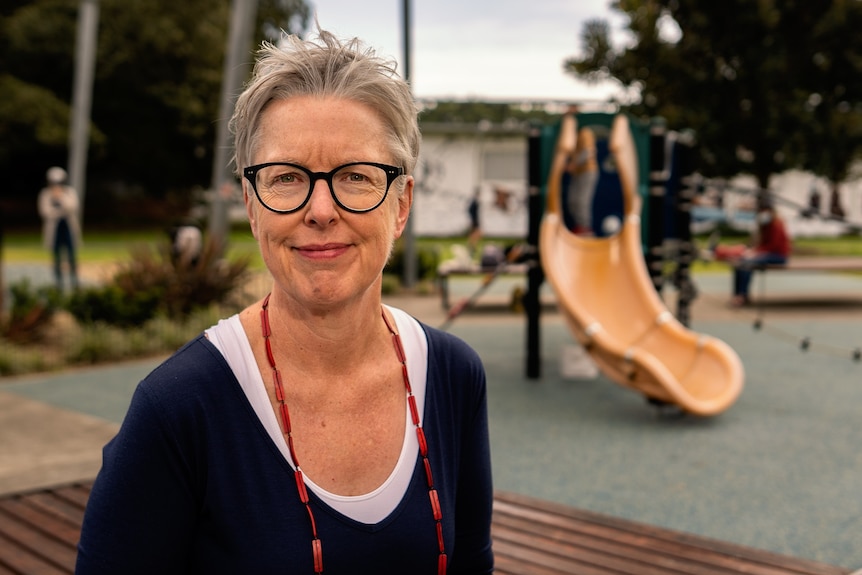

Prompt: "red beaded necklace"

[260,293,447,574]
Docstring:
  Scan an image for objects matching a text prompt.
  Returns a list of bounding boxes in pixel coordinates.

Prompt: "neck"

[251,289,389,375]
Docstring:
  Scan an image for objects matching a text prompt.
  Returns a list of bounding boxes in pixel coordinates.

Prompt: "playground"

[2,112,862,572]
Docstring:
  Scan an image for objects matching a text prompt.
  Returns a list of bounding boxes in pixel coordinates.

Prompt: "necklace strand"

[260,294,447,574]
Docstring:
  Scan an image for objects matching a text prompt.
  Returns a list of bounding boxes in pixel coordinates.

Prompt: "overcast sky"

[308,0,627,102]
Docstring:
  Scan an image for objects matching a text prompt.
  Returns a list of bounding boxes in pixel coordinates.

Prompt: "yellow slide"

[540,114,744,416]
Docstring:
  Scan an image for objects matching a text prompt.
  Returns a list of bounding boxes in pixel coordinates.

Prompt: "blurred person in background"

[38,166,80,291]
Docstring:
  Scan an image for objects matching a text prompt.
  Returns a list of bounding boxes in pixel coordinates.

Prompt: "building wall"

[413,132,529,237]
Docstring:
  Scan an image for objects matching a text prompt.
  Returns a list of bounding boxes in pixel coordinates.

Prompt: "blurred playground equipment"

[538,113,744,416]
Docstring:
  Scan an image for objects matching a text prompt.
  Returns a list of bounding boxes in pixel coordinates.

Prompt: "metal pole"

[401,0,417,288]
[209,0,257,253]
[525,126,543,379]
[67,0,100,224]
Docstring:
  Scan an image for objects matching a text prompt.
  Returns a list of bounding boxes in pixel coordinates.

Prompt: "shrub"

[112,237,252,319]
[385,241,441,282]
[65,237,252,329]
[2,279,64,344]
[66,284,161,327]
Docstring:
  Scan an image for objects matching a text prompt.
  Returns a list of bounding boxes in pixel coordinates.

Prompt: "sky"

[309,0,627,103]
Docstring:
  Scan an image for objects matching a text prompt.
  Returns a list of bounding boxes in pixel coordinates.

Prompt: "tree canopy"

[565,0,862,194]
[0,0,309,226]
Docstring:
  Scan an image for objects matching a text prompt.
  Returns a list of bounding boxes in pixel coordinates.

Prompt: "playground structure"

[534,113,744,416]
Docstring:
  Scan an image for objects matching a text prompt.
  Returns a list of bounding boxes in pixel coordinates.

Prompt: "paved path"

[2,267,862,569]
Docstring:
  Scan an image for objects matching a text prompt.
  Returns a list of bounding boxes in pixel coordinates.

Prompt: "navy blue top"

[76,324,494,574]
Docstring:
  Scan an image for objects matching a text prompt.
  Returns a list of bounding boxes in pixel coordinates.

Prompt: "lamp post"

[401,0,417,288]
[68,0,100,223]
[209,0,258,254]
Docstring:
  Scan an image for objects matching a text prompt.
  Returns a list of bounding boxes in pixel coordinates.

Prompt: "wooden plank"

[0,531,69,575]
[15,493,84,529]
[494,491,850,575]
[0,499,81,547]
[493,512,738,575]
[0,483,851,575]
[0,510,75,573]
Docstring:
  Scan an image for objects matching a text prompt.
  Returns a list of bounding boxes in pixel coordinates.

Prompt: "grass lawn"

[3,228,859,272]
[2,228,264,268]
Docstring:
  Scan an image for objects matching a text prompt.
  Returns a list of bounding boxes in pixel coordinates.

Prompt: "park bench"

[0,482,855,575]
[436,262,530,310]
[757,256,862,273]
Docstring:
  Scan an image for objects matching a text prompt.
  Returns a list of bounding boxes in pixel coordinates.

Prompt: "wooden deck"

[0,482,853,574]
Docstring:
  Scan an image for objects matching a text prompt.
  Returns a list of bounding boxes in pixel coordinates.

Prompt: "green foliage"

[66,284,161,327]
[566,1,862,191]
[2,279,63,344]
[64,238,252,328]
[386,240,442,282]
[0,0,311,222]
[419,100,560,126]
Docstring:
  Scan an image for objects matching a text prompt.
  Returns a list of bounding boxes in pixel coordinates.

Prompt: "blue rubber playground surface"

[2,264,862,570]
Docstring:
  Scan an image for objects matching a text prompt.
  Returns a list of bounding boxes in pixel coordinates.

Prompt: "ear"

[393,176,414,239]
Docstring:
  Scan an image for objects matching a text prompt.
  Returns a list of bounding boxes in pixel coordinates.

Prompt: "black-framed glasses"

[243,161,405,214]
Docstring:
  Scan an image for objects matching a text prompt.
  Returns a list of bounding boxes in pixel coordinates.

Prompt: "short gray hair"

[231,30,420,181]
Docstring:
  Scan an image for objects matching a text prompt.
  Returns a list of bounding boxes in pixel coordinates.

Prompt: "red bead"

[429,488,442,521]
[408,395,420,425]
[295,470,309,503]
[423,458,434,487]
[273,370,284,401]
[392,333,407,363]
[401,365,412,391]
[416,427,428,456]
[438,552,447,574]
[264,339,276,368]
[312,538,323,573]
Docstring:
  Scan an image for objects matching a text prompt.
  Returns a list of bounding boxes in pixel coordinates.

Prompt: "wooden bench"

[493,491,854,575]
[759,256,862,273]
[437,262,529,309]
[0,482,855,575]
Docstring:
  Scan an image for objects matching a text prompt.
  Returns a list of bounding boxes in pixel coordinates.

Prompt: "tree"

[0,0,309,227]
[566,0,862,207]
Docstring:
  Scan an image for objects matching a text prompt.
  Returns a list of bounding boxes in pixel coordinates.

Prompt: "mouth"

[295,243,351,260]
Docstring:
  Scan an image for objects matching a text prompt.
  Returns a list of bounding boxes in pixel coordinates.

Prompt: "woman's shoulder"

[139,335,235,400]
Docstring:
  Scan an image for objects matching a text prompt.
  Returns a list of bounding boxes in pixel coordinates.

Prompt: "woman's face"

[245,96,413,312]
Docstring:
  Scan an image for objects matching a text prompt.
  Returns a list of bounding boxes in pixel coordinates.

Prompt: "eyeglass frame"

[243,161,406,214]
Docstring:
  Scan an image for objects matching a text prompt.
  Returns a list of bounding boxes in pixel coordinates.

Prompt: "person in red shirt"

[717,204,791,307]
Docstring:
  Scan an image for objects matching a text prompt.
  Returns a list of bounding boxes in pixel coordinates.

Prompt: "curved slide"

[540,114,744,416]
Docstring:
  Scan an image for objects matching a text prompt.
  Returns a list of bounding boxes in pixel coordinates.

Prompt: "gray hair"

[230,30,420,182]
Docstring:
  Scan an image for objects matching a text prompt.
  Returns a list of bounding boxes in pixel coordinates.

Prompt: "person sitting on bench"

[714,204,791,307]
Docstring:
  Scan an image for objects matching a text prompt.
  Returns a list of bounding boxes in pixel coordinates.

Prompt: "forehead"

[253,96,391,166]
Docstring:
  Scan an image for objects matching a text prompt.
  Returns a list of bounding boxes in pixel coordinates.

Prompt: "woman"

[76,31,494,574]
[715,204,791,306]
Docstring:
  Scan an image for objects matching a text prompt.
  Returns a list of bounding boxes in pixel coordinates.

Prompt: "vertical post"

[210,0,257,254]
[646,120,667,294]
[0,204,4,314]
[401,0,417,288]
[673,132,697,326]
[67,0,100,224]
[525,126,543,379]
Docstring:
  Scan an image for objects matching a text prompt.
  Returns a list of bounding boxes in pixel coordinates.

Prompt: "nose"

[304,178,339,225]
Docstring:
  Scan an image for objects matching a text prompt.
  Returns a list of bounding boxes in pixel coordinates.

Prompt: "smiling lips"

[296,243,350,260]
